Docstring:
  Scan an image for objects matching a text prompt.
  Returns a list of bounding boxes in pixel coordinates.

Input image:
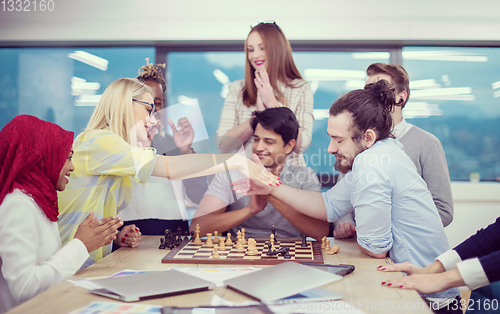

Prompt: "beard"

[334,142,367,174]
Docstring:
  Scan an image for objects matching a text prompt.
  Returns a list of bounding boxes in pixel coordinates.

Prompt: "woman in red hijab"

[0,115,123,313]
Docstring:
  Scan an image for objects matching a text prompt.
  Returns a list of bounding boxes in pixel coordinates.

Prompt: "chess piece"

[212,245,220,259]
[226,233,233,246]
[206,233,213,247]
[283,246,291,259]
[236,230,242,244]
[193,224,202,245]
[184,230,190,241]
[241,228,247,245]
[247,238,258,255]
[219,237,226,251]
[267,242,273,256]
[325,239,331,251]
[301,235,307,248]
[213,231,220,244]
[270,234,276,251]
[321,236,326,249]
[327,245,340,255]
[159,237,166,249]
[235,238,245,251]
[271,225,277,243]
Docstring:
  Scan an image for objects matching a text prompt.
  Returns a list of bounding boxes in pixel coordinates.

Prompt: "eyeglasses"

[132,99,155,118]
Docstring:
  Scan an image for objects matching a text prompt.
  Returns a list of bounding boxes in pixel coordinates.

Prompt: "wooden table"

[7,236,432,314]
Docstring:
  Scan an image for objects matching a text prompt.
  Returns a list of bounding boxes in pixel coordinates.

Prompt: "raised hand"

[333,221,356,239]
[254,65,279,108]
[168,117,195,154]
[114,224,142,248]
[255,91,266,111]
[74,211,123,253]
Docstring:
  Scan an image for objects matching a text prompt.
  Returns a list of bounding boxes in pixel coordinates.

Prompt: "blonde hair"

[82,78,153,145]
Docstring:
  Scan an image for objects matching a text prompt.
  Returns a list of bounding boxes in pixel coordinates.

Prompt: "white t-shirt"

[0,190,89,314]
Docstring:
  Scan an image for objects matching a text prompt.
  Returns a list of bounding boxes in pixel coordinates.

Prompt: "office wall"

[1,0,500,43]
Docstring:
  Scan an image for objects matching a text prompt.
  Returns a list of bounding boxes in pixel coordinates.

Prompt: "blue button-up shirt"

[323,138,459,299]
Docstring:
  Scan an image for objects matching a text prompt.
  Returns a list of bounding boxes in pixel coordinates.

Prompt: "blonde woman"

[58,78,279,268]
[217,22,314,166]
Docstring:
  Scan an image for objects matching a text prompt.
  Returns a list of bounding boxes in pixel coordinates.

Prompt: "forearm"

[358,244,388,259]
[219,119,253,153]
[190,207,254,236]
[264,195,329,240]
[424,260,446,274]
[153,153,242,180]
[270,185,327,221]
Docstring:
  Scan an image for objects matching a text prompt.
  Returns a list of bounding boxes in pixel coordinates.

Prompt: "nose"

[149,114,157,126]
[255,140,266,151]
[69,160,75,172]
[327,139,338,154]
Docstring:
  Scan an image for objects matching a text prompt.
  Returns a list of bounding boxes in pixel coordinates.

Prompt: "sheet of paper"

[69,301,161,313]
[173,267,260,287]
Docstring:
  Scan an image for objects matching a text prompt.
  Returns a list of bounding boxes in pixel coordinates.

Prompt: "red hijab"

[0,115,74,222]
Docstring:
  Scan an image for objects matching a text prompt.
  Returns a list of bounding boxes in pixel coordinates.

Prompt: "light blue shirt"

[322,138,459,300]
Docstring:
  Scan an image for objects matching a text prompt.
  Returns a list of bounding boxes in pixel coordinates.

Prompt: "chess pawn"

[325,239,331,251]
[206,233,213,247]
[327,245,340,255]
[235,238,245,251]
[213,231,220,244]
[219,237,226,251]
[321,236,327,249]
[212,245,220,259]
[270,234,276,251]
[226,233,233,246]
[193,227,202,245]
[236,230,242,244]
[247,238,257,255]
[241,228,247,245]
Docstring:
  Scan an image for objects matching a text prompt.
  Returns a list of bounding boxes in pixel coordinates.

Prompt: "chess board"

[161,237,324,265]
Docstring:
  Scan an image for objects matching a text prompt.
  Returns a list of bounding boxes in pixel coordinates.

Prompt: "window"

[0,47,155,134]
[402,47,500,181]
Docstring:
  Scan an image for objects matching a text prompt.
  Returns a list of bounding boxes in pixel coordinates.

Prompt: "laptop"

[223,262,342,303]
[90,270,215,302]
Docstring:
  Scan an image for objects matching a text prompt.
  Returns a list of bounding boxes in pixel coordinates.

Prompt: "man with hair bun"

[334,63,453,240]
[234,80,461,313]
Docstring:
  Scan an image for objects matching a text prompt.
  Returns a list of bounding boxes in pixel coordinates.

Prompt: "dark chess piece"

[184,230,189,241]
[175,227,182,246]
[159,237,166,249]
[301,235,308,248]
[190,230,195,240]
[283,246,291,259]
[271,225,277,244]
[267,242,273,256]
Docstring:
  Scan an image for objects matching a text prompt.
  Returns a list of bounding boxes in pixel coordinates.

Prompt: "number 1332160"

[2,0,54,11]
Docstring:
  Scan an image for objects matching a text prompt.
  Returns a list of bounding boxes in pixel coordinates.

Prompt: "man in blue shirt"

[233,80,461,313]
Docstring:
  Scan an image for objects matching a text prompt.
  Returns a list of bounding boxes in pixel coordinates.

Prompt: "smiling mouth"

[254,60,265,66]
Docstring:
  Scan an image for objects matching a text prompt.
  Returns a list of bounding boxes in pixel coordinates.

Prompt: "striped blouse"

[216,79,314,166]
[57,129,156,267]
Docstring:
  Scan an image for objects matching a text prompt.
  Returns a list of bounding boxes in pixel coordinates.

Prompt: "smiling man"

[190,107,328,240]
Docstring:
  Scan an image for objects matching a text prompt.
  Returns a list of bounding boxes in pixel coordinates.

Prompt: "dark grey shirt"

[204,164,321,238]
